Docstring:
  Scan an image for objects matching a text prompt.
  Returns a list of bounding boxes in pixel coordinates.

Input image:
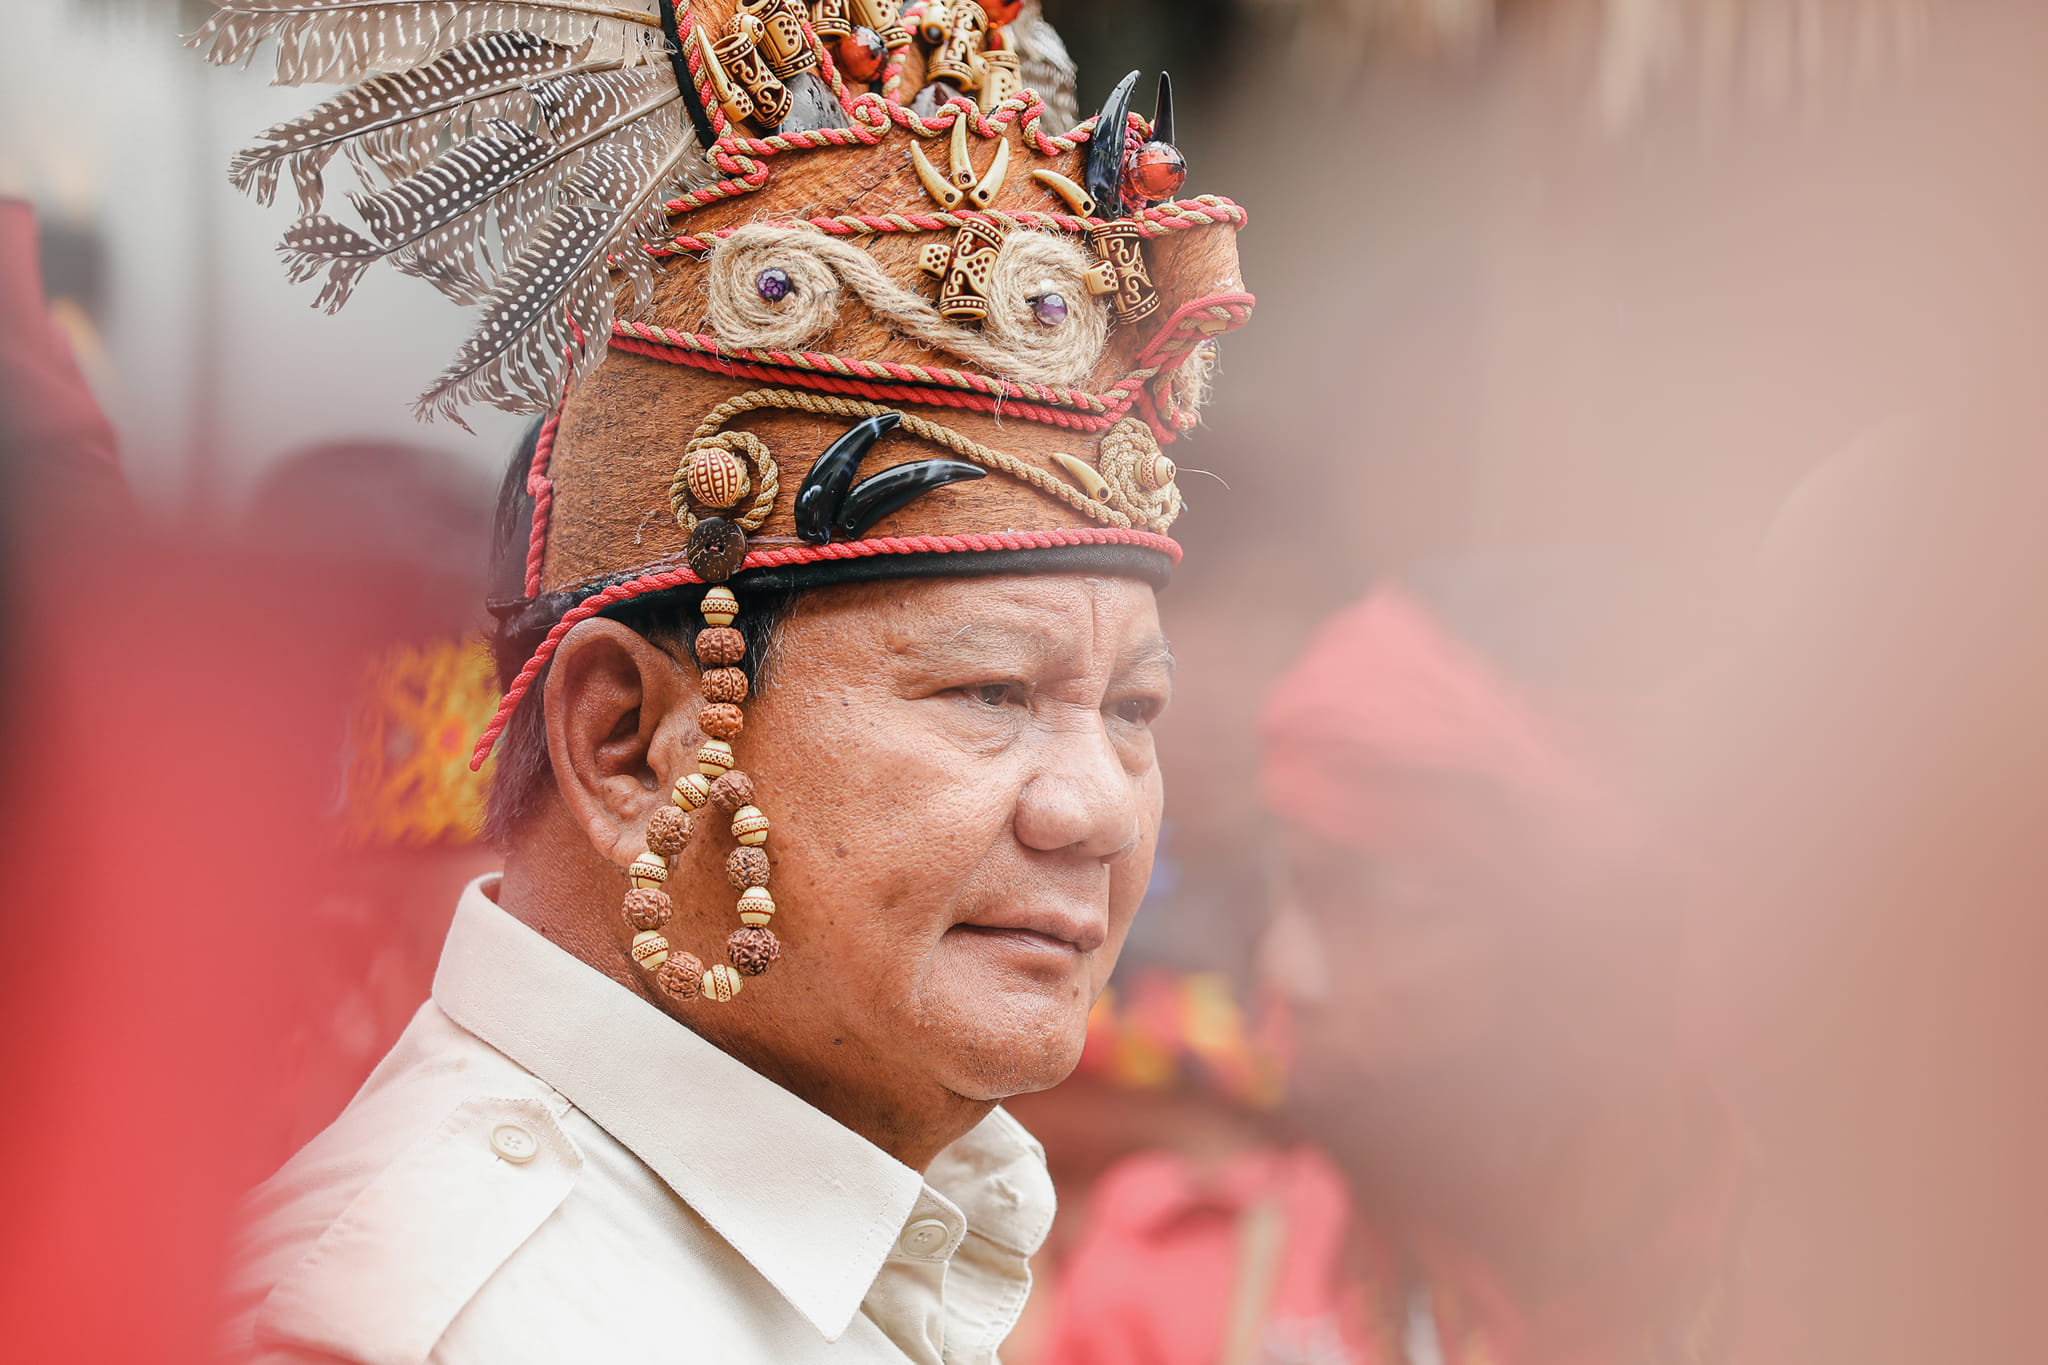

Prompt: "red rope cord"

[522,409,561,598]
[469,527,1181,770]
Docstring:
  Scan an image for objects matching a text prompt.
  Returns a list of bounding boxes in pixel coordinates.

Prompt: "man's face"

[728,573,1171,1103]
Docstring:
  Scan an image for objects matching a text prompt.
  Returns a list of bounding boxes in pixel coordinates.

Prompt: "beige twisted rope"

[1096,418,1183,533]
[702,223,1109,387]
[668,429,781,532]
[682,387,1134,530]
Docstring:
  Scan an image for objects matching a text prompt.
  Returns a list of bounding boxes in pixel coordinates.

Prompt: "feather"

[414,130,699,421]
[279,67,694,311]
[1012,0,1078,135]
[277,214,384,312]
[189,1,663,87]
[227,31,588,214]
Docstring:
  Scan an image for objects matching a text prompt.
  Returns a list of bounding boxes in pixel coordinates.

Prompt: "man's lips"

[948,910,1107,955]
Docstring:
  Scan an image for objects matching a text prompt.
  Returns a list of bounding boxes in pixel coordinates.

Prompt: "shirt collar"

[432,877,1040,1342]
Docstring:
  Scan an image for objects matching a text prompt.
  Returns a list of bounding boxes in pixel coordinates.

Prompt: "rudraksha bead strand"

[617,517,782,1003]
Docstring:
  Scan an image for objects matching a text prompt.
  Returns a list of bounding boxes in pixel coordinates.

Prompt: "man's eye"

[1113,696,1162,726]
[971,682,1025,708]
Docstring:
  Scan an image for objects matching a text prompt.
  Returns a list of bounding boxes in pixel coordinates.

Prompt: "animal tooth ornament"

[199,0,1252,1003]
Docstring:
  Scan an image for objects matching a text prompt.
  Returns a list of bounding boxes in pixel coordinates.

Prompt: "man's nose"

[1013,712,1145,862]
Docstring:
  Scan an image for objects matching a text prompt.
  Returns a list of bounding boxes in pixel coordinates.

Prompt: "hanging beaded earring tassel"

[619,516,782,1005]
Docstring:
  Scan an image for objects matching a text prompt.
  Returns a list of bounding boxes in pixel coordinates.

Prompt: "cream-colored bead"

[697,738,736,778]
[701,962,744,1002]
[701,586,739,628]
[731,805,771,846]
[630,930,670,969]
[737,886,776,926]
[672,771,713,812]
[628,852,670,888]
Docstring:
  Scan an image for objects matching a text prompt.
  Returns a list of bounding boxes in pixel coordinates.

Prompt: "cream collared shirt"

[225,877,1055,1365]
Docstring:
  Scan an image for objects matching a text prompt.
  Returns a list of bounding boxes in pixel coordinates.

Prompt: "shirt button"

[898,1219,951,1258]
[490,1123,539,1164]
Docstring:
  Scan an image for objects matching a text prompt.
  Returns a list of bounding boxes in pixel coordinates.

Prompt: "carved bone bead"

[701,586,740,627]
[731,805,772,846]
[687,448,747,510]
[697,739,737,778]
[630,930,671,969]
[629,852,671,887]
[738,886,778,925]
[702,962,746,1001]
[672,771,713,812]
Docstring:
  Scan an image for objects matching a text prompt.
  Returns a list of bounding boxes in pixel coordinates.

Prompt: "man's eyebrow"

[1118,635,1177,676]
[900,620,1058,665]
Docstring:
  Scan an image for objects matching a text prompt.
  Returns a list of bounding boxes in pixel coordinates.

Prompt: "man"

[1039,574,1737,1365]
[201,1,1251,1361]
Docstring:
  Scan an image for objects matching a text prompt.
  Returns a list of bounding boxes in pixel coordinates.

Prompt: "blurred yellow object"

[1078,969,1288,1108]
[341,639,498,847]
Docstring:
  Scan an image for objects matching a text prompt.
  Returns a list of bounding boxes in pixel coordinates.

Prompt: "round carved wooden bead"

[731,804,771,846]
[699,702,745,742]
[701,962,745,1002]
[696,738,735,778]
[700,586,739,628]
[1139,451,1178,490]
[686,447,746,510]
[696,626,746,666]
[728,926,781,976]
[624,887,673,931]
[710,770,756,813]
[646,805,693,857]
[702,667,749,704]
[628,852,670,888]
[737,885,777,926]
[657,950,705,1000]
[672,771,713,812]
[686,516,749,583]
[726,845,771,890]
[630,930,671,970]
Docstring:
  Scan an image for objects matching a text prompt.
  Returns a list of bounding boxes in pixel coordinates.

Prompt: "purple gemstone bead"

[1032,292,1069,326]
[756,267,794,302]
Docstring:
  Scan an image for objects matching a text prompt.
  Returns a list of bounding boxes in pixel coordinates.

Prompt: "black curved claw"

[796,412,903,544]
[1085,70,1141,215]
[836,459,986,540]
[1152,72,1175,148]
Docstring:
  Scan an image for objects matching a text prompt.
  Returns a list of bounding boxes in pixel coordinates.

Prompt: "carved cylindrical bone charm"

[717,30,792,127]
[1087,221,1161,325]
[936,218,1004,322]
[925,0,985,89]
[741,0,819,79]
[850,0,912,49]
[812,0,853,42]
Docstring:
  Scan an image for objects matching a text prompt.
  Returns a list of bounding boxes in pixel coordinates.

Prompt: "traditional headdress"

[202,0,1252,1004]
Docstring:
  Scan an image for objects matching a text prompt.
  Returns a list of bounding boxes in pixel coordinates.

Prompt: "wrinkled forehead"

[778,572,1168,669]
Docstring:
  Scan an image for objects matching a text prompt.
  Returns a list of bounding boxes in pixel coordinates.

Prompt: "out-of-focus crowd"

[5,2,2048,1364]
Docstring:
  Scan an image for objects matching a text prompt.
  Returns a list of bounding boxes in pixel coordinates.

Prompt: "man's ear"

[542,617,699,867]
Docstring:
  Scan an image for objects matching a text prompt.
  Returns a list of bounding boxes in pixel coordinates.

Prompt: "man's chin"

[919,1000,1091,1103]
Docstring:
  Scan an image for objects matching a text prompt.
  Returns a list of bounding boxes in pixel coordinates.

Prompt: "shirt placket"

[862,1187,968,1365]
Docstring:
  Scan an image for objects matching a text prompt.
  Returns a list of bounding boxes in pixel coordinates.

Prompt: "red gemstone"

[837,26,887,82]
[1123,141,1187,204]
[977,0,1024,22]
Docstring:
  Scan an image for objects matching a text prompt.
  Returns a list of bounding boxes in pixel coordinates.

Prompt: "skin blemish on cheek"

[835,842,849,858]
